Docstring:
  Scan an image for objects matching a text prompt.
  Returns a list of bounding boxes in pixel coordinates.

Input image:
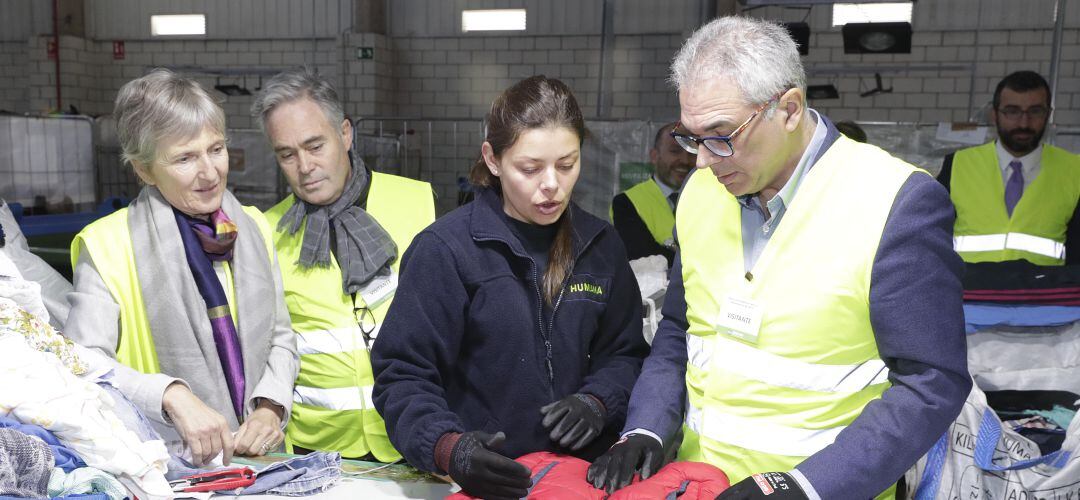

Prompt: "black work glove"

[716,472,809,499]
[586,433,664,493]
[539,393,607,450]
[448,431,532,500]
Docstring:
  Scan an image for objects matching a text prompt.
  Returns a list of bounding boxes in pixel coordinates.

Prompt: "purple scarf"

[174,208,246,418]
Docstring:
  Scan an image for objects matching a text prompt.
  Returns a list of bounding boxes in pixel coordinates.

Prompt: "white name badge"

[715,295,763,343]
[357,269,398,309]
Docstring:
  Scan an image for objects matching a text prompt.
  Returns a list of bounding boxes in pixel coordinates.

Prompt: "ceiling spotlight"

[842,22,912,54]
[807,84,839,100]
[783,22,810,56]
[214,84,250,96]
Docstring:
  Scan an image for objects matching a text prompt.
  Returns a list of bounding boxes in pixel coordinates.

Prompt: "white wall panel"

[389,0,703,36]
[86,0,351,40]
[742,0,1064,32]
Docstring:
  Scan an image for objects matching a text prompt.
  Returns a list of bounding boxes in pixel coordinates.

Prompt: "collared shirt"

[995,140,1042,193]
[653,175,679,211]
[737,109,826,272]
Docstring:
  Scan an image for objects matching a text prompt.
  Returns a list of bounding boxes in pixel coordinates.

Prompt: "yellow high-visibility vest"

[677,137,921,500]
[951,142,1080,265]
[611,179,676,247]
[264,172,434,461]
[70,204,273,374]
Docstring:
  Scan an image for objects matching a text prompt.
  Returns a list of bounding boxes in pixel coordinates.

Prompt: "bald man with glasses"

[938,71,1080,266]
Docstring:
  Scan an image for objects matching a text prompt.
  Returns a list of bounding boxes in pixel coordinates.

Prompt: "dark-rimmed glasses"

[996,105,1051,121]
[670,94,782,158]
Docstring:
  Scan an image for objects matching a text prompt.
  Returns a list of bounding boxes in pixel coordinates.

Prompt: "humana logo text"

[569,282,604,295]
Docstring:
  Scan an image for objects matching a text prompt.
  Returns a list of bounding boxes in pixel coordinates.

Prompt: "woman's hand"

[234,399,285,457]
[162,383,234,466]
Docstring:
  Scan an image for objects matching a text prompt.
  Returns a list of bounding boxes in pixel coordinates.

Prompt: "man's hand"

[539,393,606,450]
[447,431,532,500]
[234,400,284,456]
[162,383,233,466]
[716,472,809,499]
[586,433,664,493]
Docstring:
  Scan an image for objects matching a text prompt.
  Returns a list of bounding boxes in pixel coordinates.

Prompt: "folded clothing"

[239,451,341,496]
[447,451,729,499]
[964,287,1080,306]
[963,261,1080,290]
[48,467,129,500]
[0,331,172,499]
[963,303,1080,333]
[0,415,85,473]
[0,427,54,498]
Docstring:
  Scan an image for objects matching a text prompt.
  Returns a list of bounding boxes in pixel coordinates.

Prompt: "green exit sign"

[357,47,374,60]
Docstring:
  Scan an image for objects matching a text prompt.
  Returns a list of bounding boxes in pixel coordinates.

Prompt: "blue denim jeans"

[238,452,341,496]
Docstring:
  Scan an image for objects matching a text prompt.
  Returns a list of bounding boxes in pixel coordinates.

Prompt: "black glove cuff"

[450,433,478,477]
[574,393,606,421]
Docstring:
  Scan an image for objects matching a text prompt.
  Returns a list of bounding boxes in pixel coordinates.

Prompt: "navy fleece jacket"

[371,188,649,473]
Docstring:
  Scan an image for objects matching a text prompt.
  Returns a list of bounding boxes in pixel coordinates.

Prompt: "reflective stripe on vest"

[687,334,890,394]
[295,326,380,356]
[953,232,1066,260]
[265,171,434,461]
[951,142,1080,266]
[685,405,847,457]
[293,385,375,412]
[676,136,919,481]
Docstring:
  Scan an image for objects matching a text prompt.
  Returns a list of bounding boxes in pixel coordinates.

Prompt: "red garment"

[446,452,604,500]
[446,452,729,499]
[609,461,730,500]
[963,286,1080,305]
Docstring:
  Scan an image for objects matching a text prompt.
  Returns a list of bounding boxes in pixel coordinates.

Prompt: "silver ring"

[260,441,272,453]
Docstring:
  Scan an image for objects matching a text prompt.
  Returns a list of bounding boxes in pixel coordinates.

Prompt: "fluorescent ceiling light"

[151,14,206,36]
[462,9,526,32]
[833,3,912,26]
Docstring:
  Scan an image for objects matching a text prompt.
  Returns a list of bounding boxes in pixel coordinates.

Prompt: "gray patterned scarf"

[277,154,397,294]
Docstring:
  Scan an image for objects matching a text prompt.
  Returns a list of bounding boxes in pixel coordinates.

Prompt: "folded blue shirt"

[963,303,1080,333]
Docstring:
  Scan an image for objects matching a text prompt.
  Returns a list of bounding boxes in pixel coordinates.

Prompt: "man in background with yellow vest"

[938,71,1080,265]
[253,68,434,461]
[611,122,694,266]
[587,17,971,499]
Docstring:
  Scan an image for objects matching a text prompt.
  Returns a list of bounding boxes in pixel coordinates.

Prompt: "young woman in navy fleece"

[371,75,649,499]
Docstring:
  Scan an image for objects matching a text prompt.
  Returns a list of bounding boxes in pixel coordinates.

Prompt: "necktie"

[668,192,679,211]
[1004,160,1024,216]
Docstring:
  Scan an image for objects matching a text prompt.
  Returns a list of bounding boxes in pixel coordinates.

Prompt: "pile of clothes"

[0,253,173,499]
[0,250,341,499]
[963,261,1080,332]
[962,261,1080,459]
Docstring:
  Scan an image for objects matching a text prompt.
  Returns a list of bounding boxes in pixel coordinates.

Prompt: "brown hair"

[469,75,587,305]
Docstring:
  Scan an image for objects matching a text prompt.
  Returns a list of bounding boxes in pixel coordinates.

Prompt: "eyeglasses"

[670,94,781,158]
[996,106,1051,121]
[354,305,377,348]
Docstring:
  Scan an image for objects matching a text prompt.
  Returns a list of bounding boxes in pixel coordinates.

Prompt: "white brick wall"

[3,22,1079,214]
[0,41,28,113]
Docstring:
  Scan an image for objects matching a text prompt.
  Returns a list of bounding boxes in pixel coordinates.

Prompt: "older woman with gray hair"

[65,69,298,466]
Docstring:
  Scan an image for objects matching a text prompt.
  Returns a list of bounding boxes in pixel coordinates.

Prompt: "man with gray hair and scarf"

[254,68,434,461]
[586,16,970,499]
